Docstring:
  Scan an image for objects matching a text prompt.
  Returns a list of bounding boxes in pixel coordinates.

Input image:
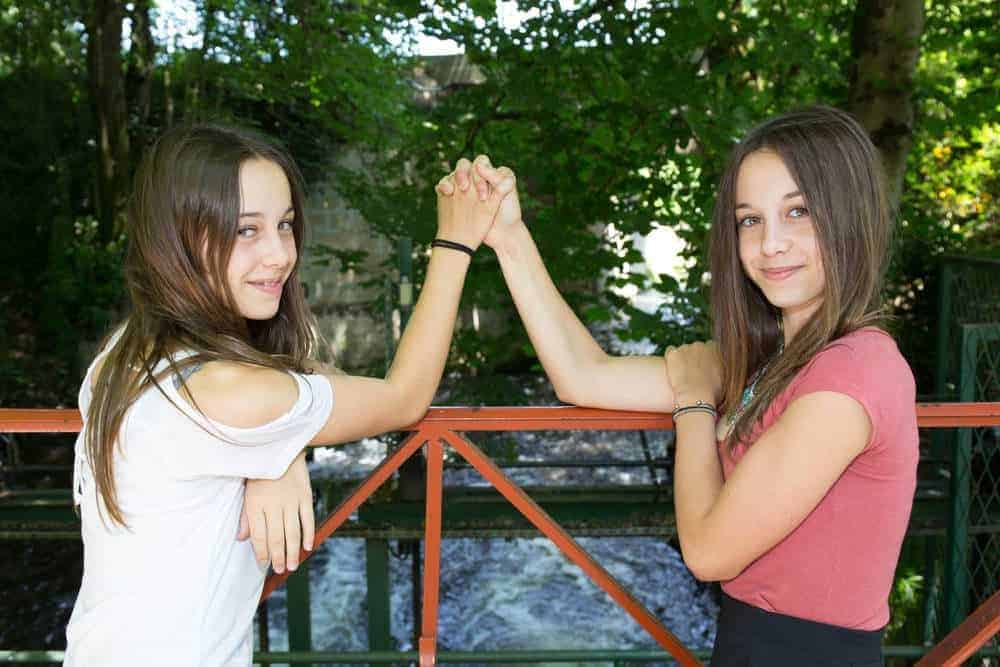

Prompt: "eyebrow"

[238,206,295,219]
[735,191,804,209]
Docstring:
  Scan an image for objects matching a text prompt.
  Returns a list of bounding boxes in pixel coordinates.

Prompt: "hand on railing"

[239,450,315,574]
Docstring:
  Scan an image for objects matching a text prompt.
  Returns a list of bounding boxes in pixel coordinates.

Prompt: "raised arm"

[311,161,513,443]
[451,158,675,412]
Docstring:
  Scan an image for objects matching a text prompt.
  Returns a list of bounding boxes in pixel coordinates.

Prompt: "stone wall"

[300,170,394,373]
[299,54,490,373]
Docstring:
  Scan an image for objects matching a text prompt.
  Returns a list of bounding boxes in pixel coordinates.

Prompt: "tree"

[847,0,924,210]
[84,0,133,243]
[0,0,421,404]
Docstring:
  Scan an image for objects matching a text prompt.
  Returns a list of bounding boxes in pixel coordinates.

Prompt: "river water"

[262,426,719,663]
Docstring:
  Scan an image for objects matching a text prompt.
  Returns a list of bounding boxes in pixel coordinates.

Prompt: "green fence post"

[932,262,957,464]
[366,538,393,651]
[942,325,979,632]
[398,237,413,330]
[934,261,956,402]
[286,561,312,666]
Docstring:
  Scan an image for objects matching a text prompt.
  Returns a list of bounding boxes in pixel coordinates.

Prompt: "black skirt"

[711,592,884,667]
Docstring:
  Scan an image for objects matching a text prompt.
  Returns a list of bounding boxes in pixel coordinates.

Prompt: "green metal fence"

[928,255,1000,657]
[941,324,1000,648]
[934,256,1000,403]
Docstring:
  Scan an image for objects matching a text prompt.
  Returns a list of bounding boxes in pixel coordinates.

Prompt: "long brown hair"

[87,124,318,525]
[709,106,893,449]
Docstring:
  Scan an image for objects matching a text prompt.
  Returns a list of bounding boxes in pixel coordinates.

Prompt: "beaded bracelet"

[672,400,718,421]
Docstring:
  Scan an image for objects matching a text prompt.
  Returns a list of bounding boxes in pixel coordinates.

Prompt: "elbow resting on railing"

[550,355,608,407]
[552,380,578,406]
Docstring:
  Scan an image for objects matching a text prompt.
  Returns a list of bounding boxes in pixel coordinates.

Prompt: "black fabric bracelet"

[431,238,475,257]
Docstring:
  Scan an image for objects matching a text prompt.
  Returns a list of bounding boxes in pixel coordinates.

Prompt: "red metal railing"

[260,404,1000,666]
[3,402,1000,665]
[916,589,1000,667]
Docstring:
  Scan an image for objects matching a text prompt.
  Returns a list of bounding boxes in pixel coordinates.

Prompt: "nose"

[260,228,292,269]
[760,218,791,257]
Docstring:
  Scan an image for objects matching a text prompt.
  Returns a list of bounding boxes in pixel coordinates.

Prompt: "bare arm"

[186,158,510,445]
[494,223,674,411]
[313,243,473,442]
[666,343,870,581]
[455,159,674,412]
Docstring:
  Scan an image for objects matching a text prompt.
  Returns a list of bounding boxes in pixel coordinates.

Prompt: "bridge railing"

[1,403,999,665]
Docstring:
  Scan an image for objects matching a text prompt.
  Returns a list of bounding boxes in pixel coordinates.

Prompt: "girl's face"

[227,158,297,320]
[735,150,825,337]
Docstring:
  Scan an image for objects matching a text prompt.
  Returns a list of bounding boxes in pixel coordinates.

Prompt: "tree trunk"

[188,0,219,122]
[126,0,155,161]
[847,0,924,212]
[84,0,129,243]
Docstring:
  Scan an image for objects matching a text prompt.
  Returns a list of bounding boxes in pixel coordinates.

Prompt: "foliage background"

[1,0,996,410]
[0,0,998,657]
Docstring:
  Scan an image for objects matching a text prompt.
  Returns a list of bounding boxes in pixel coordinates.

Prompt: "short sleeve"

[158,371,334,480]
[785,332,901,453]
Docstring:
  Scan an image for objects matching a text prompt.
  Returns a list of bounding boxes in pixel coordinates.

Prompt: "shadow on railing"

[2,402,999,665]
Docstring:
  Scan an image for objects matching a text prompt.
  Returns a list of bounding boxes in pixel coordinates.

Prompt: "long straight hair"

[709,106,893,449]
[87,124,318,526]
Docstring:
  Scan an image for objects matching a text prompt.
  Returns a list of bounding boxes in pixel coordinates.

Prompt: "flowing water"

[262,428,718,663]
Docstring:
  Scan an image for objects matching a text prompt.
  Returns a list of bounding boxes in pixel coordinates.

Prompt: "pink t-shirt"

[719,327,918,630]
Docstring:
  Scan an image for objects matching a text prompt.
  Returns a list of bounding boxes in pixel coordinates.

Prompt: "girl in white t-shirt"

[66,124,510,666]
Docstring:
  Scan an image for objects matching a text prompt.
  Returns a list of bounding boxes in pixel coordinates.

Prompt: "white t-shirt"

[65,339,334,666]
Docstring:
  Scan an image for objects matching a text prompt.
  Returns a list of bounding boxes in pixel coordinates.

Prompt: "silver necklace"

[728,325,785,428]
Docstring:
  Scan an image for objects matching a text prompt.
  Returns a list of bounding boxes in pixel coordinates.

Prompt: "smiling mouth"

[760,267,801,281]
[248,279,284,295]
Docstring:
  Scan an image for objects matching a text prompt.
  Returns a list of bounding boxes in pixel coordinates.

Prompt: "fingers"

[283,506,302,572]
[301,498,315,553]
[250,509,268,566]
[472,155,492,201]
[453,157,473,191]
[265,508,286,574]
[477,162,516,198]
[236,504,250,541]
[491,167,517,204]
[435,173,455,197]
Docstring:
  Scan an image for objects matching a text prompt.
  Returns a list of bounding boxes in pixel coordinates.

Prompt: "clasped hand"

[665,341,723,408]
[436,155,521,249]
[233,160,519,573]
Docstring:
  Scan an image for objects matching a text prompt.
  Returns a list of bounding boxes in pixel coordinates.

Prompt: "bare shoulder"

[303,358,344,375]
[182,361,299,428]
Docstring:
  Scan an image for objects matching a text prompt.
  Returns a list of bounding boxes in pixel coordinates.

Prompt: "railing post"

[943,326,979,632]
[419,436,444,667]
[365,538,393,651]
[286,561,312,665]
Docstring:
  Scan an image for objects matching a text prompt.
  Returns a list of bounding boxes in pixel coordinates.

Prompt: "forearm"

[494,224,608,402]
[385,247,470,420]
[672,413,727,581]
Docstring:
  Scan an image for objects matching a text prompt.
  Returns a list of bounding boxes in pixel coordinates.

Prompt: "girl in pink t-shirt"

[445,105,916,666]
[663,106,917,665]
